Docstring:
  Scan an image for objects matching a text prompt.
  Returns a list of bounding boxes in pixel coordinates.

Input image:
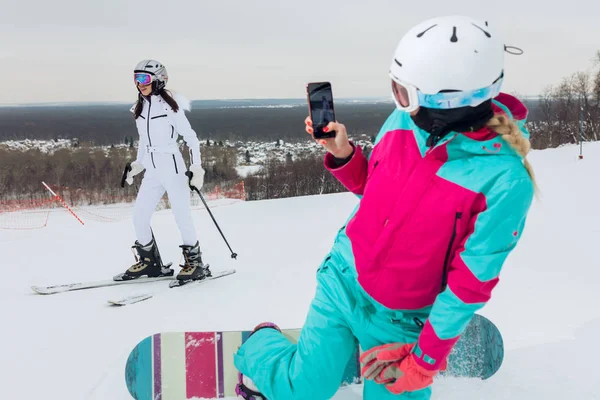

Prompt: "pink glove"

[360,343,446,395]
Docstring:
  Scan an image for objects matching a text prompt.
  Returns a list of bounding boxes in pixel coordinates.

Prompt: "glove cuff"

[408,353,440,377]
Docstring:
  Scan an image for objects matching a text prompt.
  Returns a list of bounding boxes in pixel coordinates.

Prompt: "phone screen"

[307,82,336,138]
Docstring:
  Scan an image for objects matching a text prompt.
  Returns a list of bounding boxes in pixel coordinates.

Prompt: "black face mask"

[411,99,494,147]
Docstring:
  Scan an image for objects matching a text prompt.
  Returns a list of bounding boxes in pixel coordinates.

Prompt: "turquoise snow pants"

[233,251,432,399]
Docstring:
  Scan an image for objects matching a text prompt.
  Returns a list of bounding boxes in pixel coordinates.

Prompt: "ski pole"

[120,162,132,188]
[185,171,238,260]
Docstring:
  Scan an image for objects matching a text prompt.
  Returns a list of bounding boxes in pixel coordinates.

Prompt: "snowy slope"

[2,142,600,399]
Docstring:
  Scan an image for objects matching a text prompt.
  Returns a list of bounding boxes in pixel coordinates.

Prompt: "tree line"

[0,103,394,145]
[524,52,600,149]
[0,144,238,206]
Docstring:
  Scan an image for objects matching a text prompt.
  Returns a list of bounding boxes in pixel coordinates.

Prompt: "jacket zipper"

[171,126,174,139]
[172,155,178,174]
[441,212,462,291]
[146,99,156,169]
[367,160,379,180]
[390,317,424,331]
[428,133,459,155]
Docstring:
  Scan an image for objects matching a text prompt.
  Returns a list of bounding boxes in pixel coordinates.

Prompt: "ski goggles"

[390,73,504,112]
[134,72,155,86]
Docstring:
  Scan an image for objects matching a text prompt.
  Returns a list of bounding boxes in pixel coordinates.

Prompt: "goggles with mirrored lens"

[134,73,154,86]
[390,73,504,112]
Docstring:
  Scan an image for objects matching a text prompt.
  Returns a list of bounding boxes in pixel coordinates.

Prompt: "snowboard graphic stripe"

[222,331,243,396]
[131,335,153,400]
[216,332,225,397]
[185,332,217,399]
[241,330,252,343]
[161,332,186,399]
[153,334,161,399]
[282,329,300,343]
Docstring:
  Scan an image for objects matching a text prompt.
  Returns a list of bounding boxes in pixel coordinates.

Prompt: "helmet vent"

[451,27,458,42]
[416,24,438,38]
[394,59,403,67]
[472,23,492,38]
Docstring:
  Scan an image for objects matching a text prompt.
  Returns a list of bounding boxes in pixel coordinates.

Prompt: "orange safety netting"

[0,198,57,230]
[0,181,246,230]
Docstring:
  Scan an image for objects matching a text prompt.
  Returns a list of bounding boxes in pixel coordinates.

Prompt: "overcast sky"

[2,0,599,104]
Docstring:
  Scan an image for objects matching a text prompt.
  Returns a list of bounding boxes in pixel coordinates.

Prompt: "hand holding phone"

[305,81,352,158]
[304,117,353,159]
[306,82,337,139]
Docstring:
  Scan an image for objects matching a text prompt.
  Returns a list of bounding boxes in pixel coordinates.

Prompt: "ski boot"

[235,323,281,400]
[114,236,174,281]
[176,241,212,282]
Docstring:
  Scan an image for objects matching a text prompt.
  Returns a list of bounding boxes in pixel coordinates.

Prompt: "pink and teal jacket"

[325,93,534,371]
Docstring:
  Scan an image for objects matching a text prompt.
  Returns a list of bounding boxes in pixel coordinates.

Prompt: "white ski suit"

[131,93,201,246]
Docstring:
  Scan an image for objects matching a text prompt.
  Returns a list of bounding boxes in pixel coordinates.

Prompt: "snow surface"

[0,138,81,153]
[235,165,263,178]
[2,142,600,399]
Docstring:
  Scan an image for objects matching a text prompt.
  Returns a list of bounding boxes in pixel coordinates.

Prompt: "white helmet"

[389,16,505,112]
[134,59,168,93]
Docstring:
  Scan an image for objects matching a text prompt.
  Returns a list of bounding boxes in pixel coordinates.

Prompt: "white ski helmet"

[389,16,505,111]
[134,59,168,93]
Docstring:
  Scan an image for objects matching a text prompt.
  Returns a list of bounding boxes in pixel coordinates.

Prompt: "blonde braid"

[487,115,539,194]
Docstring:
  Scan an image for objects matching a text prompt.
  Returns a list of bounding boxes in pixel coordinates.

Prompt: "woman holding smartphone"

[115,59,211,284]
[234,15,535,400]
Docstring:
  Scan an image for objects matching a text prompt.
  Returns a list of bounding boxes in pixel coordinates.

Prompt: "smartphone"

[306,81,336,139]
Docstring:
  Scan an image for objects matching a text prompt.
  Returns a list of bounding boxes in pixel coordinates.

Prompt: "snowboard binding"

[235,373,268,400]
[235,323,281,400]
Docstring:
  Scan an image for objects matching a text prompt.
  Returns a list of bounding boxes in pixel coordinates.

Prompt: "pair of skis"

[30,267,236,306]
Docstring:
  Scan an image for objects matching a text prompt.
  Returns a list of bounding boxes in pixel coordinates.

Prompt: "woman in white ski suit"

[118,59,210,283]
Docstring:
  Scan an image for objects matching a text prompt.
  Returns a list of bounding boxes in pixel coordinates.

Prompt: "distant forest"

[0,98,577,149]
[0,103,397,145]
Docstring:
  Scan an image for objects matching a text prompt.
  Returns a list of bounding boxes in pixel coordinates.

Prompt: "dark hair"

[134,89,179,119]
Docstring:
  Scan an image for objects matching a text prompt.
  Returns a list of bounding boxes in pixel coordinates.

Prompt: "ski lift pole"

[579,96,584,160]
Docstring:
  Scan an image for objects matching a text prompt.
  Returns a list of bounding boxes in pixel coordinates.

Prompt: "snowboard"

[124,314,503,399]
